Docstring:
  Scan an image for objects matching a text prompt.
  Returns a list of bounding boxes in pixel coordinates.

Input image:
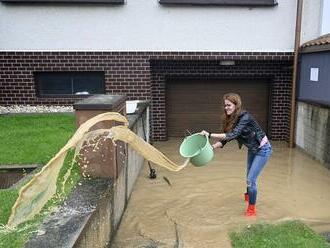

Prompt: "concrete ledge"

[322,232,330,243]
[25,179,112,248]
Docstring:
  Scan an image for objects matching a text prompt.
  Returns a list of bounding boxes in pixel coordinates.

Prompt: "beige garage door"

[166,80,270,137]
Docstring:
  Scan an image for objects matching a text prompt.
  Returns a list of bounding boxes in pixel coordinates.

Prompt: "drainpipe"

[289,0,303,148]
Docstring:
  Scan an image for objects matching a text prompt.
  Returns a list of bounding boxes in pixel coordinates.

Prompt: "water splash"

[6,112,128,228]
[6,112,189,228]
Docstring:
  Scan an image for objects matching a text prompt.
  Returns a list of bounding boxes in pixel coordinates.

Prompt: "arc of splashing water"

[6,112,189,228]
[106,126,190,172]
[6,112,129,228]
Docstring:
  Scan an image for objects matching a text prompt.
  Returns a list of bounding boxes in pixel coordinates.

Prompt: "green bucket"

[179,133,214,167]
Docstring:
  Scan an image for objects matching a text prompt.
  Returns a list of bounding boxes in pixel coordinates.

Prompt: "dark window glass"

[35,72,105,96]
[1,0,123,3]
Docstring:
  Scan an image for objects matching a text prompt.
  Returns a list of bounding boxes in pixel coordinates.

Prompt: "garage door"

[166,80,270,137]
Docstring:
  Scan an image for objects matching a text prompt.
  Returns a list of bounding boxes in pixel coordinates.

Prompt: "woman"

[201,93,272,217]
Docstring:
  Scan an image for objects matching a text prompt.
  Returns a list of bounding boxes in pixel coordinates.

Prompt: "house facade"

[0,0,306,141]
[295,21,330,168]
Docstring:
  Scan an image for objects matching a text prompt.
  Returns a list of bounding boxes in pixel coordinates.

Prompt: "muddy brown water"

[112,139,330,248]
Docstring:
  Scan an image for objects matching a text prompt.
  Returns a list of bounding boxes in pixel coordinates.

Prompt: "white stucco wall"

[0,0,297,51]
[300,0,323,44]
[321,0,330,35]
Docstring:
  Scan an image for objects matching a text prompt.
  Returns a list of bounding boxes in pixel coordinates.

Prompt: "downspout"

[289,0,303,148]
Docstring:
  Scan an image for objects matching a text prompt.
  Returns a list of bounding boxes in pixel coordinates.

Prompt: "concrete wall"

[126,113,148,197]
[74,184,113,248]
[0,0,297,51]
[112,108,148,231]
[296,101,330,169]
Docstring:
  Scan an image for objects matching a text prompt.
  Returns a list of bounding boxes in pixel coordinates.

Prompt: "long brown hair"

[222,93,243,132]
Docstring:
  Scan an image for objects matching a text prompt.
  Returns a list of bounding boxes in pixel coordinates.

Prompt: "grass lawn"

[230,220,330,248]
[0,113,76,165]
[0,113,81,247]
[0,155,81,248]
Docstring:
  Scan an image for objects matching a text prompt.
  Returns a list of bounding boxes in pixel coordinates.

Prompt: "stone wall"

[295,101,330,169]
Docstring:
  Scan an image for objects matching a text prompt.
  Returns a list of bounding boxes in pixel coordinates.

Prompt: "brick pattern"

[0,51,293,141]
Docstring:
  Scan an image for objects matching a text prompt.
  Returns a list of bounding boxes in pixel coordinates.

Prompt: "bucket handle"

[184,129,192,138]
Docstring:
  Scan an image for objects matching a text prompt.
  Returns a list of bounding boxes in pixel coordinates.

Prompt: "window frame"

[158,0,278,6]
[1,0,123,3]
[34,71,106,98]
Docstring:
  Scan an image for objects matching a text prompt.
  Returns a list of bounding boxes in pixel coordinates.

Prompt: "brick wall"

[0,51,293,141]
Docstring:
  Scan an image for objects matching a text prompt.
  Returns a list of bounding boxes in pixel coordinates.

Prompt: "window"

[159,0,278,6]
[1,0,123,3]
[35,71,105,97]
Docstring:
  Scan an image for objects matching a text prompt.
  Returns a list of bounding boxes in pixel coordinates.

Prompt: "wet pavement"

[112,139,330,248]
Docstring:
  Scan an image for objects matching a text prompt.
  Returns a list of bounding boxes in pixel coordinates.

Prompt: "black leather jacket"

[221,111,266,152]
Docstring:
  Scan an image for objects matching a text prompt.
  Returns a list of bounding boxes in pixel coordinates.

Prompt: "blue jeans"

[246,143,272,205]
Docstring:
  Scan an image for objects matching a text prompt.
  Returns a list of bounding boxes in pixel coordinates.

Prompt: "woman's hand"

[200,130,209,137]
[212,142,223,149]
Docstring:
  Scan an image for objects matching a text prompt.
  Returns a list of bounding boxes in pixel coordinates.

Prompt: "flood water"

[112,139,330,248]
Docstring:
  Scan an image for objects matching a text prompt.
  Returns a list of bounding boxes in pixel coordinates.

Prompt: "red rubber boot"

[244,193,249,202]
[245,204,256,217]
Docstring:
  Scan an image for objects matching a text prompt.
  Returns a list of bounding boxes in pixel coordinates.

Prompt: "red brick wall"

[0,51,293,141]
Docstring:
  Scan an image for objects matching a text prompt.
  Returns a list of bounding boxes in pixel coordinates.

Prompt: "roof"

[300,33,330,53]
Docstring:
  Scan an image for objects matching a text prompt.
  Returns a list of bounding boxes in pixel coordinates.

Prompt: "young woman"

[201,93,272,217]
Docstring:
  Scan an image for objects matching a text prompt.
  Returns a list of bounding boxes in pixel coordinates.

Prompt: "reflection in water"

[113,140,330,248]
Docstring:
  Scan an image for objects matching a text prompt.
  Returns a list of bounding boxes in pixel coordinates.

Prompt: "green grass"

[230,220,330,248]
[0,113,75,165]
[0,113,81,247]
[0,151,82,248]
[0,189,19,225]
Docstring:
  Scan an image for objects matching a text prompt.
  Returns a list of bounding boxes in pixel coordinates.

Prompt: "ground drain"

[0,165,39,189]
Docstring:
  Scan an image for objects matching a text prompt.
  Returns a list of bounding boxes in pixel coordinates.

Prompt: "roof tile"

[301,33,330,48]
